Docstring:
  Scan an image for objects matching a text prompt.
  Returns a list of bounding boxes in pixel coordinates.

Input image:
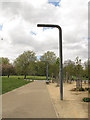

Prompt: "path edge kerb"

[46,84,59,118]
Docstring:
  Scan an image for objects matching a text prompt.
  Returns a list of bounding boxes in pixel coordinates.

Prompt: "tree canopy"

[1,51,88,81]
[2,57,15,77]
[40,51,57,63]
[14,51,37,78]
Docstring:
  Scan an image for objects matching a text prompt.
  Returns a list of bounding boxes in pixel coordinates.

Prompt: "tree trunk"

[24,74,26,79]
[84,77,86,84]
[88,78,90,85]
[76,77,80,89]
[8,75,9,78]
[69,78,72,84]
[66,72,68,83]
[80,80,82,88]
[56,76,59,87]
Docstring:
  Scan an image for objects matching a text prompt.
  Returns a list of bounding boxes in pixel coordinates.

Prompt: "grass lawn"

[72,76,88,80]
[2,75,50,94]
[15,75,51,80]
[2,76,32,94]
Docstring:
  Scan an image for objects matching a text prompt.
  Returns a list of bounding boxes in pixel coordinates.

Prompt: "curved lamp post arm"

[37,24,61,29]
[37,24,63,100]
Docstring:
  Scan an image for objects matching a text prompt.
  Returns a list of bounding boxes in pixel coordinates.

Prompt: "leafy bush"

[83,97,90,102]
[71,88,85,91]
[85,87,90,91]
[78,88,85,91]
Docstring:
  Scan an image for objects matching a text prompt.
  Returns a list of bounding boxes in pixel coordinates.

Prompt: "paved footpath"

[2,81,57,118]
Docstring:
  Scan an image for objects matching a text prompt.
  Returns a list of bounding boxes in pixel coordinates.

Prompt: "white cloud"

[0,0,88,63]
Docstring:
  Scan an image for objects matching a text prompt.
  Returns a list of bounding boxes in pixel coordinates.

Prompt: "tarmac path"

[2,81,57,118]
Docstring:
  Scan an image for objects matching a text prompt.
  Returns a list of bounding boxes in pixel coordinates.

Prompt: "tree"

[40,51,57,79]
[40,51,56,63]
[27,61,36,76]
[75,57,83,77]
[14,51,37,79]
[48,63,59,77]
[35,61,46,76]
[2,57,9,64]
[2,64,15,77]
[2,57,15,77]
[0,58,2,76]
[54,57,59,78]
[75,56,83,88]
[63,59,75,82]
[84,60,88,78]
[49,58,59,84]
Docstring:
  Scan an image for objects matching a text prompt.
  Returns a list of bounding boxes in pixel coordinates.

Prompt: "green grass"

[26,76,51,80]
[71,76,88,80]
[2,75,51,94]
[7,75,51,80]
[2,76,32,94]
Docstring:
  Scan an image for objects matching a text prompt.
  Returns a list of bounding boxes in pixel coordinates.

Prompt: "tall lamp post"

[46,61,48,81]
[42,60,49,82]
[37,24,63,100]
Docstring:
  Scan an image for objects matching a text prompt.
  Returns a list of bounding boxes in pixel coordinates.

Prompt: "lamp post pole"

[46,61,48,81]
[37,24,63,100]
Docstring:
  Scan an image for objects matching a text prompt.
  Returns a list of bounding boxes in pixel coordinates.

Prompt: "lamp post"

[41,60,49,83]
[37,24,63,100]
[46,61,48,81]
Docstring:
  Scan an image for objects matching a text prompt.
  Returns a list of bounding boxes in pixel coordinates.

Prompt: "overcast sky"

[0,0,88,63]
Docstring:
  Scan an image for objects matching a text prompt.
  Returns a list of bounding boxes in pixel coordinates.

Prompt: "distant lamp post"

[41,60,49,84]
[37,24,63,100]
[46,61,48,81]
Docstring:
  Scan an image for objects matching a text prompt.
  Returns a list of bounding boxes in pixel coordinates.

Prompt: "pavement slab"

[2,81,57,118]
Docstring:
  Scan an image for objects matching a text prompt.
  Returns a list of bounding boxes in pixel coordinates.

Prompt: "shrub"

[85,87,90,91]
[78,88,85,91]
[83,97,90,102]
[71,88,85,91]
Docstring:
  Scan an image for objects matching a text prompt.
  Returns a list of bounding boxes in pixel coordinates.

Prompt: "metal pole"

[46,62,48,81]
[59,28,63,100]
[37,24,63,100]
